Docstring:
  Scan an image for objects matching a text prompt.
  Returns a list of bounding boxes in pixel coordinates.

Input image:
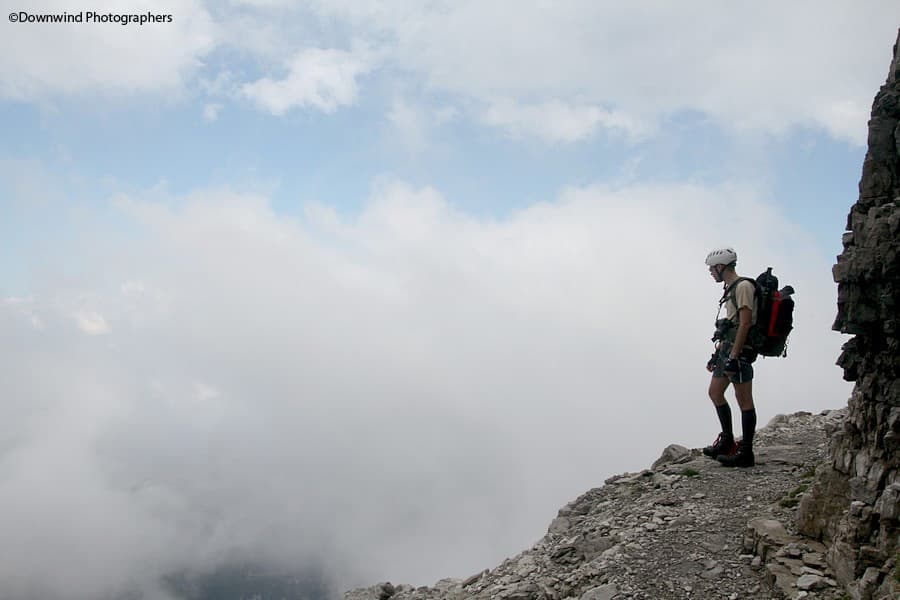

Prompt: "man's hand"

[724,357,740,374]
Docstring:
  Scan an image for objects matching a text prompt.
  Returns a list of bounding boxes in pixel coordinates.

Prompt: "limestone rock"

[800,27,900,596]
[651,444,692,469]
[579,583,617,600]
[797,573,826,591]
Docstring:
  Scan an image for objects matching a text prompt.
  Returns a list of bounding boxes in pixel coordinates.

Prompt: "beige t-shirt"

[725,279,758,326]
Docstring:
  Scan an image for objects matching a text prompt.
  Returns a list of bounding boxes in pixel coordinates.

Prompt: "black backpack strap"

[719,277,759,314]
[714,278,759,338]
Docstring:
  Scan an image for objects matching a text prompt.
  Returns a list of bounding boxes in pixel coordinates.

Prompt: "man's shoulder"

[732,278,757,308]
[726,277,756,296]
[734,278,756,293]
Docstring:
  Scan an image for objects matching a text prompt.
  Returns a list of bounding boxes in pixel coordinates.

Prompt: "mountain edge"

[345,408,899,600]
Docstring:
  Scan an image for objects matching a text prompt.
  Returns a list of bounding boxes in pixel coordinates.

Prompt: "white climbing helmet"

[705,247,737,266]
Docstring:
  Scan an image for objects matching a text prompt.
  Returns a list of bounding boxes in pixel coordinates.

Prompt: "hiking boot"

[702,433,737,459]
[717,443,755,468]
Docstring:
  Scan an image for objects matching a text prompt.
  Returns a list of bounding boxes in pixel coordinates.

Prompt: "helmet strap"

[713,264,725,282]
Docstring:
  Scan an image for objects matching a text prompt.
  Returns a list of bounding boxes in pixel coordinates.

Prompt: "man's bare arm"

[730,306,753,358]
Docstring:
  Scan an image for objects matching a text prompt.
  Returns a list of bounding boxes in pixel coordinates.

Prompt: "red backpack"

[721,267,795,357]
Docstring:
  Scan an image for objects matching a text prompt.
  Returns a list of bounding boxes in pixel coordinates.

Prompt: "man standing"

[702,247,758,468]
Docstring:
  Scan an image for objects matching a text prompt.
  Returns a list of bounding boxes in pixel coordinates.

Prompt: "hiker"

[702,247,758,468]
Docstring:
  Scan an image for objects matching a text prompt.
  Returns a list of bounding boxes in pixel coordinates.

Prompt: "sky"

[2,2,899,599]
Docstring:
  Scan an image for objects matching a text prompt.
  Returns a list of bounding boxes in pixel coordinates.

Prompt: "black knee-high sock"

[715,403,733,438]
[742,408,757,448]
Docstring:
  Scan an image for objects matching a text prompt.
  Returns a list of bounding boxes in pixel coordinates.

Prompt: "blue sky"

[2,2,899,598]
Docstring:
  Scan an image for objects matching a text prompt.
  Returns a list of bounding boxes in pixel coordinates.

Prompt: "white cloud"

[202,102,223,121]
[199,70,236,96]
[4,296,45,330]
[386,96,459,153]
[230,0,294,6]
[304,0,900,144]
[2,180,852,597]
[811,100,872,145]
[74,311,110,335]
[0,0,216,100]
[191,381,221,406]
[241,46,373,115]
[482,99,648,143]
[387,96,428,152]
[3,1,894,143]
[120,280,147,295]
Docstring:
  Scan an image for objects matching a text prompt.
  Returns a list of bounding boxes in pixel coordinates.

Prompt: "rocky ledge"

[346,409,897,600]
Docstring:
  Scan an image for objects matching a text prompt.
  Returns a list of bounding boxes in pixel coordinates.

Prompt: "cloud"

[3,1,894,144]
[304,0,900,144]
[241,46,373,115]
[386,96,428,153]
[2,178,852,598]
[203,102,223,121]
[74,310,110,335]
[0,0,216,100]
[230,0,294,6]
[386,96,459,154]
[810,100,872,145]
[3,296,45,330]
[482,99,648,143]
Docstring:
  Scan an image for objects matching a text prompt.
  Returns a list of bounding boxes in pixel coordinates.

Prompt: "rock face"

[346,411,850,600]
[796,29,900,600]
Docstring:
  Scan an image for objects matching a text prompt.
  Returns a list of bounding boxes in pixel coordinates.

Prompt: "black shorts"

[712,341,755,384]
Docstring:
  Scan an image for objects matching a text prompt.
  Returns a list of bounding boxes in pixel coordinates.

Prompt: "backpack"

[720,267,795,357]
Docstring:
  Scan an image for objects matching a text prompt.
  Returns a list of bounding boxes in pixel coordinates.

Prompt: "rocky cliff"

[794,28,900,600]
[345,411,857,600]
